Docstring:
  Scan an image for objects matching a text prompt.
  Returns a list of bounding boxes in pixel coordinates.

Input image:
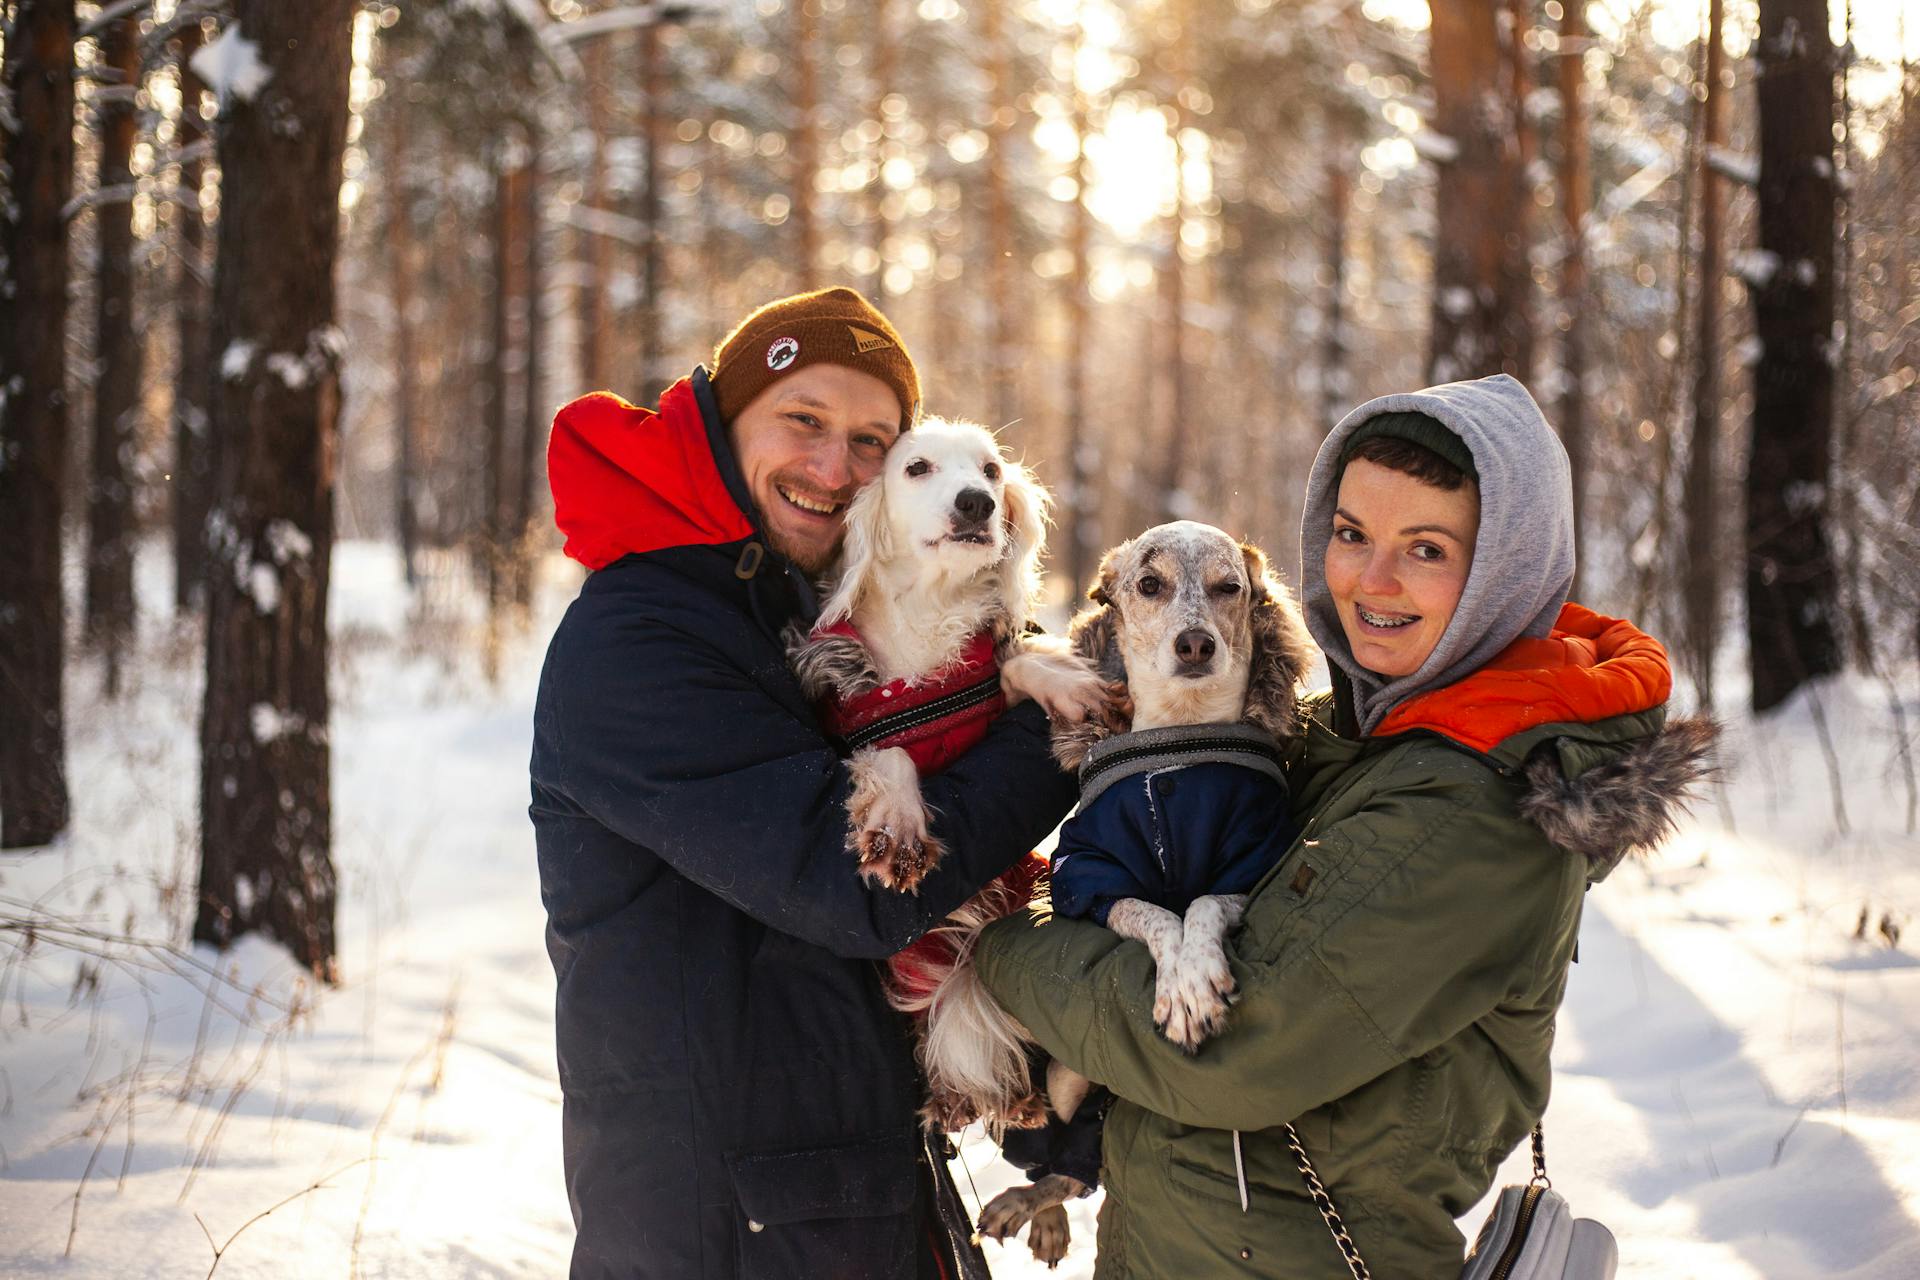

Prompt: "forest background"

[1,0,1918,1275]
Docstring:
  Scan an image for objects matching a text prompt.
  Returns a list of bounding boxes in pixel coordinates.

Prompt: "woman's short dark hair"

[1345,435,1472,492]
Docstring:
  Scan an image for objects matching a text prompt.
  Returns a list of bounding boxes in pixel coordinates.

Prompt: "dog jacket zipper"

[837,671,1005,753]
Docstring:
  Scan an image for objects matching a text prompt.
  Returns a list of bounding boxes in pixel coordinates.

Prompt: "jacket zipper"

[840,672,1003,752]
[1079,735,1281,791]
[1487,1185,1543,1280]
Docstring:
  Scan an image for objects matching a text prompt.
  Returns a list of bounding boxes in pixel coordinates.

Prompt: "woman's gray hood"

[1299,373,1575,734]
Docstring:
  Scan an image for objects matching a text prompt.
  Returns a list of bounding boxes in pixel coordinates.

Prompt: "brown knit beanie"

[709,287,921,430]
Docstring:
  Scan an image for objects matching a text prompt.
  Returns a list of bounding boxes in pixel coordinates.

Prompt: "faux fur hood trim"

[1516,715,1718,881]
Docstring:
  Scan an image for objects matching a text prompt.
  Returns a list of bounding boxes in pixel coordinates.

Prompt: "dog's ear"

[1051,549,1129,772]
[816,476,891,628]
[994,456,1052,634]
[1240,541,1316,741]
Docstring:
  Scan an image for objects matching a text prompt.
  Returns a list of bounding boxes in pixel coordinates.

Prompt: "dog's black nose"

[953,488,996,524]
[1174,629,1216,665]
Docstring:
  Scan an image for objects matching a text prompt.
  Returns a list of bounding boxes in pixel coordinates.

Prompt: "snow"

[220,340,256,381]
[1734,249,1782,288]
[244,561,279,614]
[265,519,314,564]
[249,702,304,744]
[1412,129,1460,163]
[4,541,1918,1278]
[189,26,274,107]
[266,352,312,391]
[1706,145,1760,187]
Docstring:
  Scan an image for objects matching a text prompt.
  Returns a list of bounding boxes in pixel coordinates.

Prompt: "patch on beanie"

[766,336,799,371]
[848,325,894,355]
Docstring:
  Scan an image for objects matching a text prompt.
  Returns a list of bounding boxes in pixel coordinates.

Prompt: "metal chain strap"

[1281,1122,1372,1280]
[1282,1121,1551,1280]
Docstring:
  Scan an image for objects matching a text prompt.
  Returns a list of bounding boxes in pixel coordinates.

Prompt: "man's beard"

[764,525,837,576]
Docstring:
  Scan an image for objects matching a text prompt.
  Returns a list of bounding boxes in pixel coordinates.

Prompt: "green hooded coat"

[974,376,1713,1278]
[977,639,1710,1276]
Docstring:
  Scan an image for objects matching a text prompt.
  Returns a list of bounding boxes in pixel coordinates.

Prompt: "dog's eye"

[1137,575,1162,597]
[1212,580,1242,596]
[904,459,931,478]
[983,461,1001,481]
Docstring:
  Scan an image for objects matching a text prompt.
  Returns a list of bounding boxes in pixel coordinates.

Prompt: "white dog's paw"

[1001,651,1115,726]
[847,748,943,893]
[1155,946,1236,1053]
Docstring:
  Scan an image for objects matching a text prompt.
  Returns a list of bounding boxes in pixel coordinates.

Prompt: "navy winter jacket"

[1049,725,1297,927]
[530,369,1076,1279]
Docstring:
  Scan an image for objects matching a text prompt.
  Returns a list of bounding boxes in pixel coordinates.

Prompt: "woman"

[973,374,1712,1278]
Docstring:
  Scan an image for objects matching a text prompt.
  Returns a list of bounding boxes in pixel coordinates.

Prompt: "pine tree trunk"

[1321,149,1350,433]
[1745,0,1841,713]
[1684,0,1727,706]
[1064,45,1094,596]
[865,0,893,298]
[388,111,420,591]
[792,3,819,286]
[484,151,524,624]
[983,0,1016,432]
[0,0,77,850]
[171,17,214,613]
[1558,0,1592,599]
[578,31,609,391]
[194,0,354,977]
[1427,0,1529,382]
[1155,8,1191,521]
[514,138,545,611]
[636,25,662,398]
[85,14,143,677]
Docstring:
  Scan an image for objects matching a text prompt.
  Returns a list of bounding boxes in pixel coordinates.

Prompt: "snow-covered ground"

[2,542,1916,1277]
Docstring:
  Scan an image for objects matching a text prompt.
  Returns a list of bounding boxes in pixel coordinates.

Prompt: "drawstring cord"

[1233,1129,1250,1214]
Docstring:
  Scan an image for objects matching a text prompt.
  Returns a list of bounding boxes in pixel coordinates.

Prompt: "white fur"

[819,417,1049,682]
[1100,520,1260,731]
[813,418,1106,891]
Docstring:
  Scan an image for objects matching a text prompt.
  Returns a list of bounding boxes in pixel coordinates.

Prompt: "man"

[531,288,1076,1278]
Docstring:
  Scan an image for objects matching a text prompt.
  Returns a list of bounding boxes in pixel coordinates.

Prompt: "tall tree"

[513,136,546,610]
[484,140,528,628]
[791,0,820,284]
[636,23,664,396]
[1684,0,1728,705]
[981,0,1017,431]
[84,13,143,681]
[0,0,77,850]
[1557,0,1592,598]
[1061,22,1096,595]
[1427,0,1531,382]
[387,99,421,590]
[1155,3,1192,521]
[1745,0,1841,712]
[195,1,354,977]
[172,15,215,612]
[577,27,611,391]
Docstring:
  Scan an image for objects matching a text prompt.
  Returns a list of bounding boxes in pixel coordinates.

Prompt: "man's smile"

[777,484,846,517]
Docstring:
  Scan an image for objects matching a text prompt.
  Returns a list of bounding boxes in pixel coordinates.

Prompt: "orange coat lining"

[1370,602,1673,754]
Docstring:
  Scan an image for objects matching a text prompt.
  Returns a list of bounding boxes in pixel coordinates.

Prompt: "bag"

[1284,1122,1618,1280]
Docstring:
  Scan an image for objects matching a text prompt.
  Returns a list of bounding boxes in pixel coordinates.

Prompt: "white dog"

[787,417,1114,1132]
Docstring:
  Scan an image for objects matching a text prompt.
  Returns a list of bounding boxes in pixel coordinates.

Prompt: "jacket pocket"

[725,1131,920,1280]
